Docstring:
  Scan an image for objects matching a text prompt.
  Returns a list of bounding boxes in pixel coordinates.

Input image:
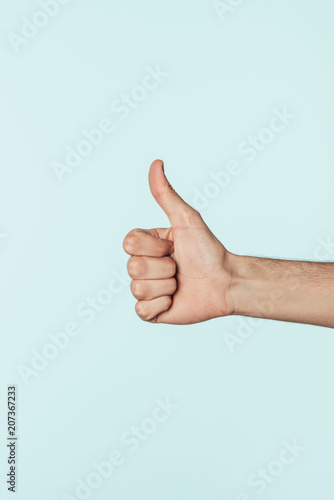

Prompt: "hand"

[123,160,234,324]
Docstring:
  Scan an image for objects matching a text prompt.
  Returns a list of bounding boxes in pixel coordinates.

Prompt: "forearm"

[228,254,334,328]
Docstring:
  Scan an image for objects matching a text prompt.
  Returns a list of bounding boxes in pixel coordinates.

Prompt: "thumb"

[148,159,197,226]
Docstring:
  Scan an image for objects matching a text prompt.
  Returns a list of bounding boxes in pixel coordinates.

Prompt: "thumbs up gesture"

[123,160,234,324]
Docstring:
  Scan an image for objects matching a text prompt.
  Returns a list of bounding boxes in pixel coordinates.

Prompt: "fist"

[123,160,234,324]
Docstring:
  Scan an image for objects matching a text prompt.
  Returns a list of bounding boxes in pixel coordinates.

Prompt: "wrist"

[226,253,296,320]
[217,251,245,317]
[223,252,239,317]
[224,253,261,318]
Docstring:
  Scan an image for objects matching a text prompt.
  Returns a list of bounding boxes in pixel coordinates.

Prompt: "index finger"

[123,228,173,257]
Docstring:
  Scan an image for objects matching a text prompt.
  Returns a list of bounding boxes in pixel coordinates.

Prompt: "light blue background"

[1,1,334,499]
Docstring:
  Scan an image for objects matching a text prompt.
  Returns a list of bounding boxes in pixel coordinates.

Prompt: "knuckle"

[131,280,145,299]
[180,207,201,225]
[123,232,138,254]
[135,301,150,321]
[127,257,143,278]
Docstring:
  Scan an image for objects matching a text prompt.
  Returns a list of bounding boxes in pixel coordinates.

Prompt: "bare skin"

[123,160,334,328]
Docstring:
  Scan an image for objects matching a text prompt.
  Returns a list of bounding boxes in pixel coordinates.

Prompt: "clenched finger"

[135,295,172,322]
[131,278,177,300]
[123,228,173,257]
[127,256,176,280]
